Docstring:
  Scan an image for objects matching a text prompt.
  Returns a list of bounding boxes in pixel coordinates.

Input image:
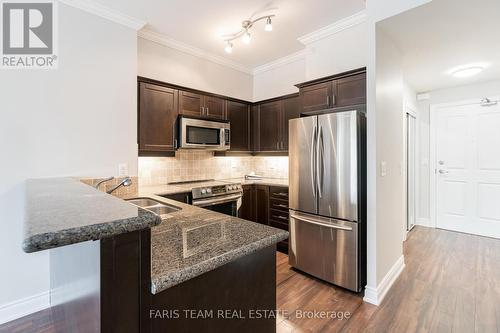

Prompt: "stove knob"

[201,189,207,194]
[206,188,212,193]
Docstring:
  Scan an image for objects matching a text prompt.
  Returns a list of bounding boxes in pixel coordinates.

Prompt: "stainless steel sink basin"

[126,197,181,216]
[127,198,162,208]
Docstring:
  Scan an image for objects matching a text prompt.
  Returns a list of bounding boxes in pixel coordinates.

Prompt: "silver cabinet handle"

[200,106,204,114]
[332,95,336,105]
[206,107,209,114]
[275,215,288,221]
[438,169,449,174]
[326,95,330,105]
[290,214,353,231]
[274,203,288,208]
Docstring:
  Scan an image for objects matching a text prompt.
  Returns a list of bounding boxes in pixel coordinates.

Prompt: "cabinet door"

[226,101,250,151]
[300,82,333,113]
[336,73,366,107]
[255,185,269,225]
[138,83,178,153]
[179,91,204,117]
[258,101,282,151]
[281,95,301,151]
[239,185,254,221]
[204,96,226,120]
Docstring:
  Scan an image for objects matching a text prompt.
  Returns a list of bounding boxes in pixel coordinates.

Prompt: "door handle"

[438,169,449,174]
[310,126,317,197]
[317,126,324,198]
[290,214,353,231]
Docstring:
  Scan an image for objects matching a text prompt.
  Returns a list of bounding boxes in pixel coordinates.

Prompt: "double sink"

[127,197,181,216]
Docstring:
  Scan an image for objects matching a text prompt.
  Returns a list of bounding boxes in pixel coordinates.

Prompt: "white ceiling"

[378,0,500,93]
[91,0,366,68]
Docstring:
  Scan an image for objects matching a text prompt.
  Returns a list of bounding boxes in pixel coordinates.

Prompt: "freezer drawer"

[288,210,359,291]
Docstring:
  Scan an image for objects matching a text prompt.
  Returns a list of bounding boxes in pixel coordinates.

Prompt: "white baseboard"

[416,218,431,227]
[363,255,405,305]
[0,291,50,325]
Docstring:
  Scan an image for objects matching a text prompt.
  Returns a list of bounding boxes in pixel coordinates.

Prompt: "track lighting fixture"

[222,14,276,53]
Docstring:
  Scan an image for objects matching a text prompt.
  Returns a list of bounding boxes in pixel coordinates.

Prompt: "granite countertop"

[23,178,161,253]
[140,177,288,196]
[130,190,289,294]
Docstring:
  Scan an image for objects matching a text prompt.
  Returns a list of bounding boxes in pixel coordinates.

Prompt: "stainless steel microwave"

[177,116,230,151]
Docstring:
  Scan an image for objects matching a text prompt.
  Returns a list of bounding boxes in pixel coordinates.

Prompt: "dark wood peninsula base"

[52,230,277,333]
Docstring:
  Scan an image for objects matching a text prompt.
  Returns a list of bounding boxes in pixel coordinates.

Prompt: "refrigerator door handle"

[310,125,317,197]
[317,125,324,198]
[290,214,353,231]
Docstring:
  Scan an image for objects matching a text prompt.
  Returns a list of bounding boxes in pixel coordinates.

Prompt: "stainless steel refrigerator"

[288,108,366,292]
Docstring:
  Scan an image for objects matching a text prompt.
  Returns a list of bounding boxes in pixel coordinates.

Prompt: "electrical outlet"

[380,161,387,177]
[118,163,129,177]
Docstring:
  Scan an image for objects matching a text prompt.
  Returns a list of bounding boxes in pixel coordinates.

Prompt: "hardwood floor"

[2,226,500,333]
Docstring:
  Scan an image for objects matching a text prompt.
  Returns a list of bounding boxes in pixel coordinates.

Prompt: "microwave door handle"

[220,128,224,146]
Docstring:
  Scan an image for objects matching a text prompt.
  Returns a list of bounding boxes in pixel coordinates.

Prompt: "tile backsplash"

[138,151,288,186]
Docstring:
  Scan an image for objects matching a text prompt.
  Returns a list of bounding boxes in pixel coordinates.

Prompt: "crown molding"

[298,10,367,45]
[138,29,253,75]
[253,49,306,75]
[58,0,146,31]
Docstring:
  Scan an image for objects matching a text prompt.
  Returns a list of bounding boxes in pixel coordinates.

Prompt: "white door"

[406,113,416,231]
[436,100,500,238]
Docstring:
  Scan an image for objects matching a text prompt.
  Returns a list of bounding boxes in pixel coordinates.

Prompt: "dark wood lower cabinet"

[240,185,289,254]
[100,230,276,333]
[149,246,276,333]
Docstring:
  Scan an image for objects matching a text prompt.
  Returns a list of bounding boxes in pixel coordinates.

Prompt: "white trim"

[363,255,405,306]
[404,101,418,236]
[0,291,50,325]
[252,50,306,75]
[429,96,500,229]
[297,10,367,45]
[138,29,253,75]
[58,0,146,30]
[416,218,431,227]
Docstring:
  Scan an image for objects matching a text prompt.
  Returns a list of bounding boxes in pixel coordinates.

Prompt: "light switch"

[118,163,129,177]
[380,161,387,177]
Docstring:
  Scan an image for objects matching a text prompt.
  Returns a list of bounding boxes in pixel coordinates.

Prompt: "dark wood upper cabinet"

[336,72,366,107]
[179,91,204,117]
[257,100,282,151]
[281,95,301,151]
[226,101,250,151]
[300,81,334,112]
[204,96,226,120]
[138,83,178,154]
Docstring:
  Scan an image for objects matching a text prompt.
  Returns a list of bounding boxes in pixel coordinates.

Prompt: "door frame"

[403,101,418,240]
[429,96,500,229]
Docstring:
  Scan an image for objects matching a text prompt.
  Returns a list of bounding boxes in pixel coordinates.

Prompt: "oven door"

[192,194,242,217]
[179,117,229,150]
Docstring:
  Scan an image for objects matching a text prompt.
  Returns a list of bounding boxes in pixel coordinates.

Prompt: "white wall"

[374,28,407,283]
[253,57,305,102]
[416,79,500,221]
[138,38,253,101]
[305,22,368,81]
[0,4,138,323]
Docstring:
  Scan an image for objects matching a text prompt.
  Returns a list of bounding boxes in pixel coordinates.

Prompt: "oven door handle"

[192,193,242,207]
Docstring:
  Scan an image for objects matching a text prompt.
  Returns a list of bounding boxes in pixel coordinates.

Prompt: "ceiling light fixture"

[449,63,488,78]
[224,41,233,53]
[222,14,276,53]
[265,17,273,32]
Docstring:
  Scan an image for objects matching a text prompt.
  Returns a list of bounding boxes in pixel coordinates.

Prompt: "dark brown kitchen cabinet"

[255,185,269,225]
[239,185,254,221]
[226,101,250,151]
[336,72,366,107]
[300,81,335,112]
[255,95,301,152]
[179,90,204,117]
[297,68,367,113]
[257,101,282,151]
[138,82,178,155]
[179,91,226,120]
[204,96,226,120]
[281,95,301,151]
